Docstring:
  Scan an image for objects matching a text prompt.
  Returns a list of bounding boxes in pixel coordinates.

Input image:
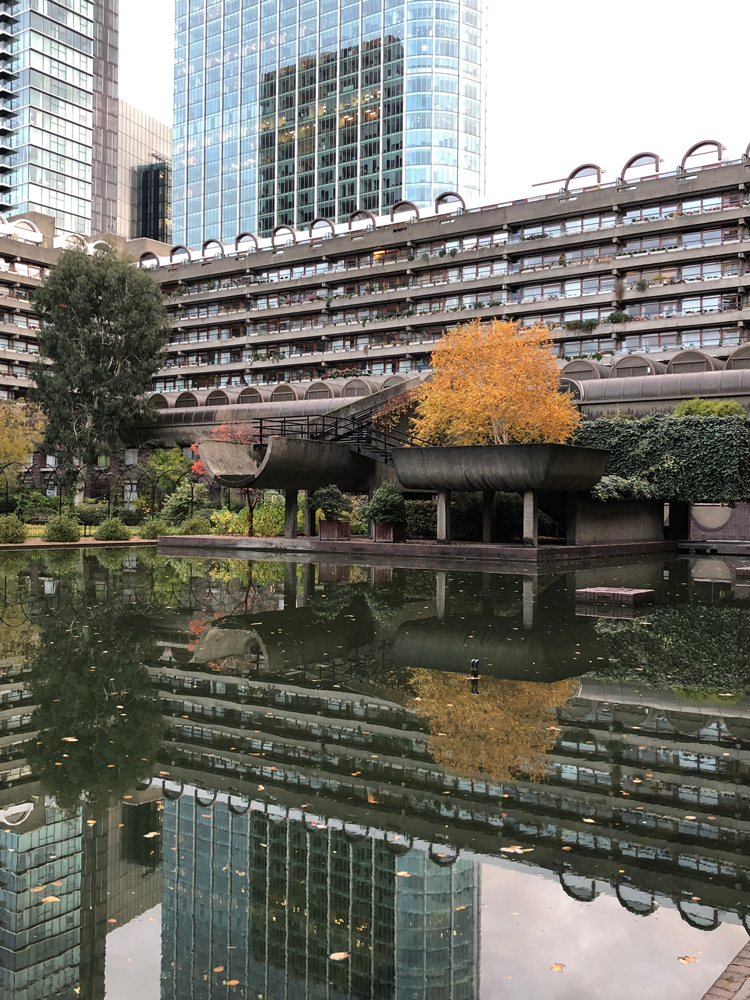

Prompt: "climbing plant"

[576,414,750,502]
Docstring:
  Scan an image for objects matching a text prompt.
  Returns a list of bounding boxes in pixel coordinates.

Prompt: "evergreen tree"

[30,244,169,463]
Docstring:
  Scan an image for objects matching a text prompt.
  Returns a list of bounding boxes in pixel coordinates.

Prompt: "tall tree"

[412,319,580,446]
[0,399,44,465]
[30,244,169,463]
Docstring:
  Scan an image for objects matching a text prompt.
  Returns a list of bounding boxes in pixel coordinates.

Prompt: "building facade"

[4,0,118,238]
[146,145,750,400]
[171,0,485,246]
[116,99,172,241]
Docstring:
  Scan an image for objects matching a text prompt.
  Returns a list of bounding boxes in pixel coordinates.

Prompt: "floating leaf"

[62,737,78,743]
[396,871,411,877]
[30,886,45,892]
[678,956,698,964]
[223,980,240,986]
[213,966,224,973]
[41,896,60,903]
[583,818,595,824]
[551,963,565,972]
[562,846,572,852]
[108,918,117,924]
[329,953,349,961]
[143,831,160,839]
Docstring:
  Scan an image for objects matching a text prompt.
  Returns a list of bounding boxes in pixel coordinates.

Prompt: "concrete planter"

[318,519,351,541]
[372,521,407,543]
[392,442,610,493]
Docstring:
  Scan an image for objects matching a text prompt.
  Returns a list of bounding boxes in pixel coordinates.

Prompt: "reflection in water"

[0,551,747,997]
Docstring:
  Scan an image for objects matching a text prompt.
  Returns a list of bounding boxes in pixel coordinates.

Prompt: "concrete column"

[283,561,298,608]
[522,490,538,547]
[436,570,450,620]
[284,489,298,539]
[302,490,316,536]
[482,490,495,543]
[436,490,452,543]
[522,575,536,629]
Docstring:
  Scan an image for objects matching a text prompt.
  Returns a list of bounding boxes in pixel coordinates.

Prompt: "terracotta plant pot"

[318,519,351,540]
[373,521,406,543]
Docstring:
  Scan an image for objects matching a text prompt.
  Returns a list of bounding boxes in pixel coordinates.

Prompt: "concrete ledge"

[702,941,750,999]
[0,539,156,552]
[158,534,676,569]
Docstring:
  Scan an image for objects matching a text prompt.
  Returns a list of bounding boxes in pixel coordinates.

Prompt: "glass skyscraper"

[1,0,119,237]
[172,0,484,246]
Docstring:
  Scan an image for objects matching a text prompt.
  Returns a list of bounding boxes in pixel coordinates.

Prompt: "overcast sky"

[119,0,750,205]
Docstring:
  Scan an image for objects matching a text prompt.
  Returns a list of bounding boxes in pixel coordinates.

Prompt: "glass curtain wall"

[172,0,484,247]
[10,0,96,235]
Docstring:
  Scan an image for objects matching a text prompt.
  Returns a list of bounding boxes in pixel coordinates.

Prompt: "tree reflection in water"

[409,670,578,782]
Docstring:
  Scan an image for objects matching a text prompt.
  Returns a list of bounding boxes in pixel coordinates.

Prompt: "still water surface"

[0,548,748,999]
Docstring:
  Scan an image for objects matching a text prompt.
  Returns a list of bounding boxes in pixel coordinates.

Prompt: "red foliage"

[190,423,257,477]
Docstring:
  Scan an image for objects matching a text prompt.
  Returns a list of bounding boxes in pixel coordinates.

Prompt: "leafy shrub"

[211,508,248,535]
[673,397,745,418]
[0,515,26,544]
[15,489,59,522]
[138,517,169,539]
[366,481,406,524]
[576,413,750,502]
[605,310,630,324]
[118,507,142,526]
[308,485,352,521]
[160,482,211,525]
[93,518,131,541]
[348,496,370,535]
[75,501,109,527]
[43,516,81,543]
[176,515,213,535]
[590,475,655,502]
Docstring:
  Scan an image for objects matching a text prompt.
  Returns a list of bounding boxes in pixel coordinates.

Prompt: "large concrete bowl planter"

[318,520,351,541]
[392,443,610,493]
[373,522,407,543]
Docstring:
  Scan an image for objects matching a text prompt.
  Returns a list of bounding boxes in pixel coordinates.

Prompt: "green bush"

[75,501,109,527]
[43,516,81,543]
[137,517,169,539]
[0,515,26,544]
[673,397,745,417]
[308,485,352,521]
[160,482,211,525]
[118,507,142,526]
[366,481,406,524]
[15,489,59,522]
[176,515,213,535]
[576,413,750,502]
[590,475,654,502]
[93,518,131,541]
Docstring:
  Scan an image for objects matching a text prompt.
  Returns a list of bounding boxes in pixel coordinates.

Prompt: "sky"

[118,0,749,206]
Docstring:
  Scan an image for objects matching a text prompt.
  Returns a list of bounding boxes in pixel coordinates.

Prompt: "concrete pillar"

[300,562,316,605]
[436,570,450,620]
[522,575,536,629]
[284,562,298,608]
[522,490,538,547]
[437,489,452,543]
[284,489,298,539]
[482,490,495,543]
[302,490,316,536]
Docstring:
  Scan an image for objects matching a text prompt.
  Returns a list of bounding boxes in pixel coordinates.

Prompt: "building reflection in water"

[0,552,748,996]
[161,794,480,1000]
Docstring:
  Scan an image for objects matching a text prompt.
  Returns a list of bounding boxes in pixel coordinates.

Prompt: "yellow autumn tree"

[410,669,577,782]
[412,319,580,446]
[0,400,44,466]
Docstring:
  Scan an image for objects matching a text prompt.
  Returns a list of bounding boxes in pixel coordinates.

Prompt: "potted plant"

[308,485,352,540]
[366,480,407,543]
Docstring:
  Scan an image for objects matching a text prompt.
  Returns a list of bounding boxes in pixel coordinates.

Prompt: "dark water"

[1,547,749,999]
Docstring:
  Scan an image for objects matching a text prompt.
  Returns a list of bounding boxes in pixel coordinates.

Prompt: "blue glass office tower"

[172,0,484,246]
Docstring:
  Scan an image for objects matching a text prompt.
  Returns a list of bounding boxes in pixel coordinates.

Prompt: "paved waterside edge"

[702,941,750,999]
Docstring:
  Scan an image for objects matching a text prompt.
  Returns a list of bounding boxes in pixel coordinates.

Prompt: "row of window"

[153,358,422,392]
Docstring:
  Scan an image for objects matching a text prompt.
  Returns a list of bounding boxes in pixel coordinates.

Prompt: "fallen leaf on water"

[123,795,133,800]
[396,871,411,877]
[213,966,224,973]
[86,820,96,826]
[551,963,565,972]
[500,846,524,854]
[257,785,264,791]
[678,956,698,964]
[223,981,239,986]
[143,832,159,839]
[583,818,595,824]
[684,815,697,821]
[108,919,117,924]
[562,846,572,852]
[329,953,349,961]
[62,737,78,743]
[692,896,700,901]
[41,896,60,903]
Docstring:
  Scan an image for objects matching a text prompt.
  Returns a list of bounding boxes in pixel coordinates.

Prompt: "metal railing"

[253,409,410,463]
